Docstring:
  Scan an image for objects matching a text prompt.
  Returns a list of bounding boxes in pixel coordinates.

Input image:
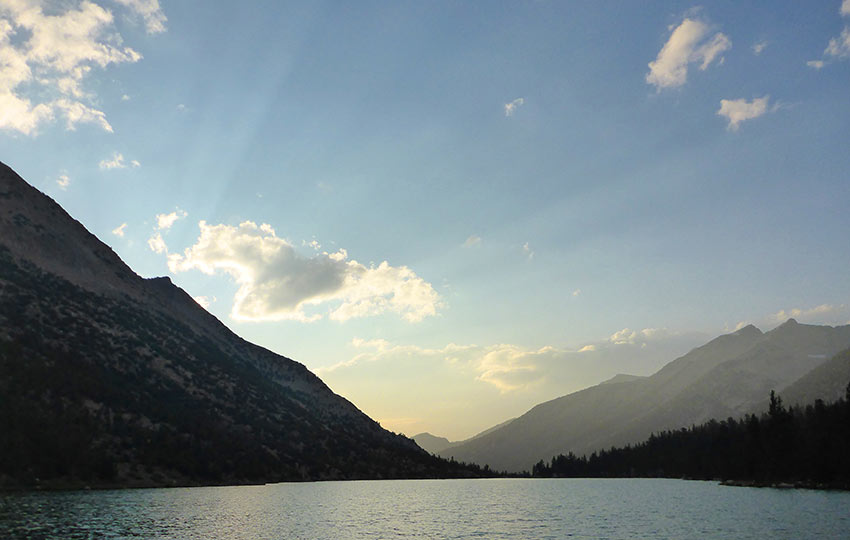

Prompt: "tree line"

[532,385,850,488]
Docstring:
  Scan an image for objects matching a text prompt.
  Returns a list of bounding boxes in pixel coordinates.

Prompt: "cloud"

[57,174,70,190]
[193,295,214,310]
[147,232,167,254]
[121,94,130,101]
[156,209,187,230]
[646,18,731,90]
[166,220,442,323]
[323,328,698,390]
[476,345,558,392]
[317,329,708,438]
[769,304,844,325]
[608,327,672,346]
[813,2,850,64]
[147,209,187,254]
[752,41,768,55]
[504,97,524,117]
[99,152,127,169]
[825,27,850,59]
[130,159,140,168]
[0,1,158,135]
[114,0,167,34]
[463,235,482,248]
[731,304,850,332]
[717,96,771,130]
[320,339,557,393]
[54,99,112,132]
[522,242,534,259]
[733,320,751,331]
[112,223,127,237]
[572,289,582,297]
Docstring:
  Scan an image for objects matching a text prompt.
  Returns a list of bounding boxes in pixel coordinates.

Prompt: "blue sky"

[2,1,850,440]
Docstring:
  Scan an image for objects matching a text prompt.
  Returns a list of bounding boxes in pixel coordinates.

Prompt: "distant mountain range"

[413,417,517,455]
[0,162,481,489]
[436,320,850,472]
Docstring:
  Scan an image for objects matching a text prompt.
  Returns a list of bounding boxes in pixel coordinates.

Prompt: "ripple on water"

[1,478,849,540]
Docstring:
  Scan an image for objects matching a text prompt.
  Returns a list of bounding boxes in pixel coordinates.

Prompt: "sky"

[2,0,850,441]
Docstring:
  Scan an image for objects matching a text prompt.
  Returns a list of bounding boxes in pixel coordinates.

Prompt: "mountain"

[0,162,481,489]
[414,418,518,456]
[440,321,850,472]
[773,347,850,408]
[599,374,648,385]
[412,433,453,454]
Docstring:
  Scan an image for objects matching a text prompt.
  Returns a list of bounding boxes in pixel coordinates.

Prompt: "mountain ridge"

[439,318,850,472]
[0,161,483,489]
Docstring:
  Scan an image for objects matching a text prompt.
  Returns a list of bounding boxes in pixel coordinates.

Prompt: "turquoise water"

[2,478,848,539]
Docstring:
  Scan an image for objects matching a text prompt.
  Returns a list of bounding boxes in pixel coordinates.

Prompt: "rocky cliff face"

[0,162,473,489]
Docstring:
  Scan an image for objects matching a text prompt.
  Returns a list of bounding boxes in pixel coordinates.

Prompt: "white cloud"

[504,97,524,117]
[476,345,558,392]
[572,289,582,297]
[156,209,187,230]
[54,98,112,132]
[463,235,482,247]
[56,174,70,189]
[608,327,671,346]
[114,0,167,34]
[193,295,213,310]
[121,94,130,101]
[752,41,768,55]
[99,152,127,169]
[325,328,696,389]
[0,1,156,135]
[731,305,849,333]
[813,3,850,64]
[130,159,140,168]
[717,96,771,130]
[734,320,751,331]
[147,232,167,254]
[316,328,707,439]
[769,304,843,324]
[522,242,534,259]
[166,220,442,323]
[825,27,850,58]
[320,339,557,393]
[112,222,127,237]
[646,18,731,90]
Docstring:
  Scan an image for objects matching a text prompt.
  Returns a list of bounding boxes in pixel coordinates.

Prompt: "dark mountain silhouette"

[441,321,850,472]
[0,162,484,489]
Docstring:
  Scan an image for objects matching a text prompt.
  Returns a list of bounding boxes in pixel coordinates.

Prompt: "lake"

[2,478,848,539]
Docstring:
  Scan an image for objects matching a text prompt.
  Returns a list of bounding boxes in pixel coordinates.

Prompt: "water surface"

[2,478,848,539]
